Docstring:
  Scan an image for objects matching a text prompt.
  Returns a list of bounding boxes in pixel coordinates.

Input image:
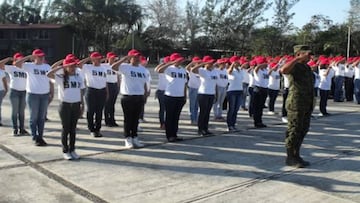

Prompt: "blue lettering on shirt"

[92,70,106,77]
[130,71,146,78]
[34,69,47,75]
[13,71,27,78]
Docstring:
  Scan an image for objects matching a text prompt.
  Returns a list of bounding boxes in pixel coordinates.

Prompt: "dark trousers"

[282,88,289,117]
[139,95,148,120]
[10,89,26,131]
[319,89,329,114]
[104,83,119,125]
[253,86,268,125]
[86,88,106,132]
[197,94,215,131]
[121,95,144,138]
[344,77,354,101]
[268,89,279,112]
[164,96,185,139]
[156,90,166,125]
[333,76,344,101]
[59,102,80,153]
[355,79,360,104]
[227,90,243,127]
[248,87,254,117]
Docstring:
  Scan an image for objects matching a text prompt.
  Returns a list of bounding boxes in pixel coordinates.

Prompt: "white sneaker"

[282,117,288,123]
[70,151,80,160]
[125,137,134,149]
[63,152,72,160]
[132,137,145,148]
[267,111,276,115]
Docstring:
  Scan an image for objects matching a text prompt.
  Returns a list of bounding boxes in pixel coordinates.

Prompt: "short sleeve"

[198,68,206,77]
[22,63,32,72]
[54,69,64,85]
[4,65,12,73]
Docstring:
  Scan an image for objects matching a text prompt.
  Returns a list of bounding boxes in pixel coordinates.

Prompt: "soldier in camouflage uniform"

[280,45,314,168]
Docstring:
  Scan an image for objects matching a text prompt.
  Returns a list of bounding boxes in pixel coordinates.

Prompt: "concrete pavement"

[0,69,359,202]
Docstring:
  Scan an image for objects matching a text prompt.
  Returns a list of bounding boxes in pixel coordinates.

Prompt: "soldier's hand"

[296,52,310,62]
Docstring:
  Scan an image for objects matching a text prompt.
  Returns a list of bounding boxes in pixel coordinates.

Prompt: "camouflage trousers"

[285,110,312,149]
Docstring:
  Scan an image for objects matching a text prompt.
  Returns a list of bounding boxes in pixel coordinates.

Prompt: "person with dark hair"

[154,56,170,129]
[280,45,314,168]
[47,57,84,160]
[185,56,202,125]
[15,49,53,146]
[213,58,229,122]
[318,58,334,116]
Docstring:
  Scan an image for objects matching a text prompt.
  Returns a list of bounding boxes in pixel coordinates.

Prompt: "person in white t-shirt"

[344,60,355,102]
[267,62,281,115]
[240,58,250,111]
[318,58,334,116]
[185,56,202,125]
[15,49,52,146]
[156,53,187,142]
[111,49,149,148]
[332,57,346,102]
[154,56,170,129]
[353,58,360,104]
[78,52,108,138]
[226,56,244,132]
[0,53,29,135]
[139,56,151,123]
[47,57,84,160]
[191,55,218,136]
[252,56,269,128]
[0,59,8,127]
[102,52,120,127]
[213,58,229,121]
[248,59,257,118]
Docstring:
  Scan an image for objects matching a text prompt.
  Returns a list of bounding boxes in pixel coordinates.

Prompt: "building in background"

[0,24,72,63]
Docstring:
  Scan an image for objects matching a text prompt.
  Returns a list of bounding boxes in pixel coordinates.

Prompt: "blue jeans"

[188,87,199,122]
[10,89,26,130]
[241,83,249,108]
[0,90,5,123]
[156,90,166,125]
[213,86,227,118]
[27,93,49,140]
[354,79,360,104]
[226,91,243,127]
[334,76,344,101]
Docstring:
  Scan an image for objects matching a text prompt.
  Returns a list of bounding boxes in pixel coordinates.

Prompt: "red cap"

[62,58,77,67]
[106,52,117,59]
[239,58,248,65]
[202,55,215,63]
[255,56,267,65]
[13,53,24,60]
[90,52,102,59]
[229,56,240,63]
[128,49,141,57]
[140,56,148,65]
[170,53,184,62]
[163,56,170,63]
[65,54,76,60]
[249,59,257,66]
[269,62,278,69]
[320,58,330,65]
[307,60,317,67]
[217,58,229,64]
[192,56,202,63]
[32,49,45,57]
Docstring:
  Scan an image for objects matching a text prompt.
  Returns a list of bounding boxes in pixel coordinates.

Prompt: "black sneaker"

[94,132,103,138]
[0,123,3,126]
[20,129,30,136]
[39,138,48,146]
[168,137,184,142]
[13,129,19,136]
[255,123,267,128]
[35,139,47,146]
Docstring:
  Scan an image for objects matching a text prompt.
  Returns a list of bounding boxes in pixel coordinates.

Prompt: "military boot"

[285,148,305,168]
[294,144,310,166]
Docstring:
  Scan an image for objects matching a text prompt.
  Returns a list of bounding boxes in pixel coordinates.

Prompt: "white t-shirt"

[333,64,345,77]
[227,68,243,91]
[268,70,281,90]
[313,72,320,88]
[187,71,201,89]
[198,68,218,95]
[242,69,250,84]
[164,66,187,97]
[82,64,107,89]
[118,63,148,95]
[54,69,85,103]
[5,65,27,91]
[355,65,360,80]
[102,63,118,83]
[216,68,228,88]
[157,73,167,91]
[283,74,290,89]
[248,70,255,87]
[319,69,335,90]
[23,62,50,94]
[345,65,355,78]
[254,68,269,88]
[0,69,5,91]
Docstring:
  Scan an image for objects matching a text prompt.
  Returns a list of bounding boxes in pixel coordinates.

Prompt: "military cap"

[293,45,312,54]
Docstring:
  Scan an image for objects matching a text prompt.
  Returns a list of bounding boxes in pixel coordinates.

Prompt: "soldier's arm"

[280,58,298,74]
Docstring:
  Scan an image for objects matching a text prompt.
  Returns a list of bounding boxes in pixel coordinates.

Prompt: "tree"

[184,0,201,52]
[272,0,299,33]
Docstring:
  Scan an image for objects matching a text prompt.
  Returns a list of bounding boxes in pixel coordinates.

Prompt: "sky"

[137,0,351,28]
